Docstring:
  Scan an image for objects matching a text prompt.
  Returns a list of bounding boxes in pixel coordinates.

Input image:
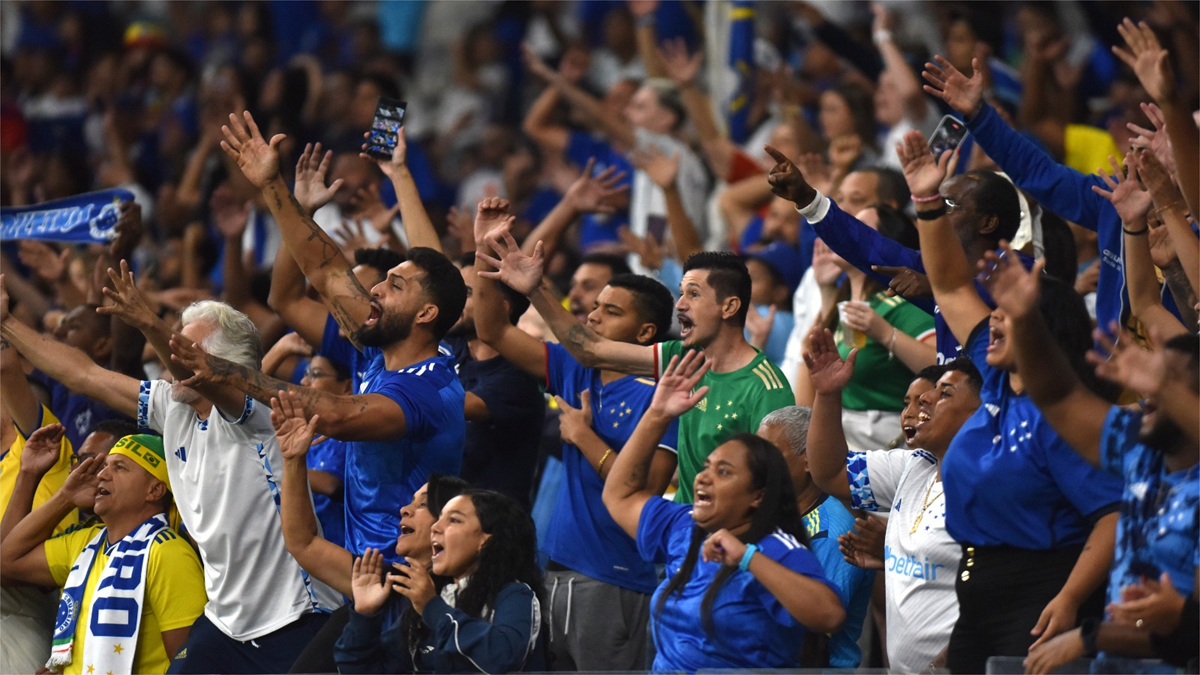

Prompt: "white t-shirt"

[629,129,711,274]
[138,380,343,640]
[780,266,823,389]
[846,448,960,673]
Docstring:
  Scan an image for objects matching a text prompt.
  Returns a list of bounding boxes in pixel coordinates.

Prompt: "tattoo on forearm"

[564,323,596,351]
[1163,265,1199,324]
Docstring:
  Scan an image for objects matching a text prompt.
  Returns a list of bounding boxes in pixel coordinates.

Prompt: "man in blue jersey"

[757,406,875,669]
[472,197,678,671]
[173,111,468,568]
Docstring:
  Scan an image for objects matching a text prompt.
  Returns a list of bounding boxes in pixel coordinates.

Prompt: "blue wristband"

[738,544,758,571]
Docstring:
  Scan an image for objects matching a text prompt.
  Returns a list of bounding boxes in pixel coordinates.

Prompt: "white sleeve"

[136,380,171,433]
[845,449,912,512]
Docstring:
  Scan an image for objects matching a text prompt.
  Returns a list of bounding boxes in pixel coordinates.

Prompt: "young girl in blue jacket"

[339,489,546,673]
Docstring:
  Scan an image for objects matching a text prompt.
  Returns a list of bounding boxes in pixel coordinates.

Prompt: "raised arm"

[802,326,856,502]
[1,278,139,419]
[1091,326,1200,446]
[477,224,655,376]
[661,38,737,181]
[1139,149,1199,298]
[473,199,548,380]
[96,261,247,419]
[632,146,703,261]
[524,47,637,151]
[169,337,407,442]
[980,243,1109,464]
[1115,18,1199,216]
[363,128,441,253]
[0,456,101,588]
[272,392,353,595]
[520,159,629,261]
[872,4,929,126]
[521,48,588,154]
[0,336,41,436]
[603,352,709,537]
[896,131,989,345]
[0,424,66,545]
[220,111,371,350]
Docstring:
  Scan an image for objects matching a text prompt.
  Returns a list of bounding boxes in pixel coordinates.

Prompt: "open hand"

[473,197,512,248]
[649,350,711,419]
[565,158,629,214]
[17,241,70,284]
[1147,224,1178,269]
[1114,18,1175,103]
[220,111,284,189]
[1091,153,1152,226]
[618,226,665,271]
[393,556,437,614]
[765,145,817,205]
[97,259,157,331]
[19,424,65,478]
[744,306,776,349]
[1126,103,1176,177]
[295,142,344,214]
[630,146,680,193]
[1087,323,1168,396]
[477,223,544,296]
[61,455,104,510]
[803,326,857,396]
[978,241,1044,321]
[351,549,395,617]
[896,130,953,199]
[169,334,231,388]
[271,390,319,461]
[661,37,702,86]
[922,55,985,118]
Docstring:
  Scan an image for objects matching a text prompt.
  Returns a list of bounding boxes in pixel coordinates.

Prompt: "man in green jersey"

[479,228,794,503]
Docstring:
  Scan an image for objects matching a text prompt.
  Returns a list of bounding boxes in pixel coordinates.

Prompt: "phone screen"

[928,115,968,158]
[646,216,668,245]
[365,97,407,160]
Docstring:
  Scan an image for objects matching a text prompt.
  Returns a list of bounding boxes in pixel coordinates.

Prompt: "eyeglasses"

[304,369,336,380]
[943,196,960,213]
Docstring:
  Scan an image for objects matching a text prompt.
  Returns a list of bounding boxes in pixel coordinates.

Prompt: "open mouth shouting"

[431,540,445,560]
[987,325,1006,355]
[364,301,382,327]
[903,423,918,444]
[678,314,695,339]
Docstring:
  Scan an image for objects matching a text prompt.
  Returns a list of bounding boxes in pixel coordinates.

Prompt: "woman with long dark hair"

[341,489,546,673]
[895,130,1121,673]
[602,350,845,671]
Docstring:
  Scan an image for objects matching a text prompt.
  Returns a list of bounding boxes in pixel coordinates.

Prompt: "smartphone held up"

[365,97,407,160]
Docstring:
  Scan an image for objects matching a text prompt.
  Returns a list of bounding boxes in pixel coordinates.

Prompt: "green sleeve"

[879,297,936,339]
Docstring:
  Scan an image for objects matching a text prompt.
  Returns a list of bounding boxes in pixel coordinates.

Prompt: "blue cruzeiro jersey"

[543,342,678,594]
[343,346,465,563]
[1100,406,1199,602]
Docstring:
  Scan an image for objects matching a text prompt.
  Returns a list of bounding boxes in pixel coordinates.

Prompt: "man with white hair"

[757,405,876,669]
[0,275,341,675]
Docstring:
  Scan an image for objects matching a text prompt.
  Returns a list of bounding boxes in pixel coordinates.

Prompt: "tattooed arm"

[603,351,710,538]
[171,337,406,441]
[220,111,371,351]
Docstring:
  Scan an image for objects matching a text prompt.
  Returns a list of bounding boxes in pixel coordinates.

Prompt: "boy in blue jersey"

[174,111,468,569]
[982,252,1199,672]
[472,197,679,670]
[757,406,875,669]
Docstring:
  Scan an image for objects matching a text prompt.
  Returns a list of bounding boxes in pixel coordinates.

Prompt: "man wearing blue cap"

[745,241,804,372]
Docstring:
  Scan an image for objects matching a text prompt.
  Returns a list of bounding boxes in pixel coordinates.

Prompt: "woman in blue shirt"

[894,130,1121,673]
[602,350,846,672]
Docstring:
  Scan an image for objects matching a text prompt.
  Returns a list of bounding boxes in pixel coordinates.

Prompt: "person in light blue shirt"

[757,406,875,669]
[744,242,801,372]
[603,350,845,672]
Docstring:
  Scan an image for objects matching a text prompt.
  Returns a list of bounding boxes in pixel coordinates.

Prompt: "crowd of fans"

[0,1,1197,673]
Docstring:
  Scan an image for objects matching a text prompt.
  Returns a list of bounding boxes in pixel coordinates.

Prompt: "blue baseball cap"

[745,242,803,295]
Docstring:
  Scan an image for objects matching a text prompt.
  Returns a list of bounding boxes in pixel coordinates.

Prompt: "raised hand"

[294,142,344,214]
[796,153,833,196]
[1114,18,1175,103]
[554,390,594,448]
[661,37,702,86]
[521,42,557,83]
[896,130,952,199]
[840,301,889,343]
[271,390,319,461]
[873,265,932,299]
[977,241,1044,320]
[803,326,858,395]
[1138,149,1184,209]
[1087,323,1168,397]
[393,556,436,614]
[744,306,776,350]
[557,47,590,84]
[630,147,679,192]
[169,334,231,388]
[1147,225,1178,269]
[348,184,400,234]
[473,197,513,247]
[220,110,285,189]
[1091,153,1152,226]
[701,528,748,567]
[477,224,544,296]
[97,259,158,330]
[1127,102,1176,177]
[618,227,664,271]
[922,55,985,118]
[110,202,144,264]
[765,144,817,205]
[210,184,253,240]
[17,241,70,284]
[361,127,409,179]
[19,424,65,478]
[828,134,863,173]
[649,350,711,419]
[565,158,629,214]
[350,549,394,617]
[60,455,104,510]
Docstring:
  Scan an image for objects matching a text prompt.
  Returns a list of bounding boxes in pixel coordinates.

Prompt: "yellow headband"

[109,435,170,491]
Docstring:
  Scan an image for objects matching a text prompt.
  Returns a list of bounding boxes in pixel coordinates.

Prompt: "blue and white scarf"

[1,189,134,244]
[48,513,168,674]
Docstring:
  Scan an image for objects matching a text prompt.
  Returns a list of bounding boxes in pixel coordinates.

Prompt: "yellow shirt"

[44,523,207,675]
[1063,124,1121,177]
[0,407,78,536]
